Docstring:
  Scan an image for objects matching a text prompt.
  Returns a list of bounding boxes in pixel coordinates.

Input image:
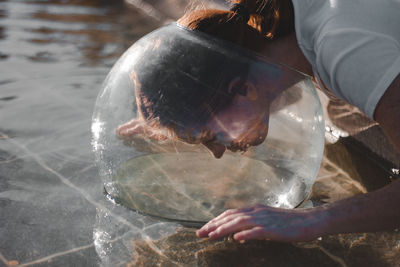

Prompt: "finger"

[197,206,261,236]
[233,226,266,241]
[197,210,249,237]
[209,206,257,224]
[207,216,256,240]
[197,205,266,238]
[197,214,239,237]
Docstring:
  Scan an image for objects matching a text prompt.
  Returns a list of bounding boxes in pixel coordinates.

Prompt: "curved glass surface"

[92,23,325,223]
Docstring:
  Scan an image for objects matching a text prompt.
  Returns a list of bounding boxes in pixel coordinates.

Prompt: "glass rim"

[174,22,313,79]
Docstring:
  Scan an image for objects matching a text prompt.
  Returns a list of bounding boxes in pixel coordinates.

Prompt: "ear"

[202,140,226,159]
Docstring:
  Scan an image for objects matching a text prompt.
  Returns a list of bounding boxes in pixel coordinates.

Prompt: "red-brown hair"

[178,0,295,51]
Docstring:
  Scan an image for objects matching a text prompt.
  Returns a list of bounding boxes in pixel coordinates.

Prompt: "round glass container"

[92,23,325,224]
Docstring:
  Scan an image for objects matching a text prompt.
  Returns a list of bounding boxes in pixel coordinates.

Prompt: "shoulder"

[315,28,400,117]
[291,0,400,50]
[291,0,400,119]
[291,0,331,49]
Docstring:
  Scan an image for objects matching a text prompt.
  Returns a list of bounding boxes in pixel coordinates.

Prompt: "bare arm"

[197,179,400,242]
[374,74,400,152]
[324,74,400,235]
[197,75,400,242]
[321,178,400,236]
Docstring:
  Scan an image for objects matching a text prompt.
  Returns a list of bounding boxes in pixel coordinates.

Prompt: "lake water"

[0,0,399,266]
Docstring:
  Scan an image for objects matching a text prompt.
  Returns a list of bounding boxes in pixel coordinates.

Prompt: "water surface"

[0,0,399,266]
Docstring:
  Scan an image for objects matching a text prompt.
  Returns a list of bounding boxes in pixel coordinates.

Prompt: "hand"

[196,204,326,242]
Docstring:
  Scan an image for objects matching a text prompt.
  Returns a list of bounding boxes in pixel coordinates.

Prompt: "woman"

[119,0,400,242]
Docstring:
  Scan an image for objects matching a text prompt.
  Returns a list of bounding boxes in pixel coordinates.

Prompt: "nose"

[202,139,226,159]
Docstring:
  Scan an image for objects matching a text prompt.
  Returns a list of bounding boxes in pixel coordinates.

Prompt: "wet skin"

[196,204,325,242]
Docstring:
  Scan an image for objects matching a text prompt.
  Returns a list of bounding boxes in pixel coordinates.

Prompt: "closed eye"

[228,77,248,96]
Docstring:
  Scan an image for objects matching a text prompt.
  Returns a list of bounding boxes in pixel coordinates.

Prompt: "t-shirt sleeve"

[314,28,400,119]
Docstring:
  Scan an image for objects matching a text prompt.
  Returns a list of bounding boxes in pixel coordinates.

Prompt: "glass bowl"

[91,23,325,224]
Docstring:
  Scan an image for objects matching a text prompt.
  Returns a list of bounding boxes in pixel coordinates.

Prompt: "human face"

[196,71,275,158]
[120,62,287,159]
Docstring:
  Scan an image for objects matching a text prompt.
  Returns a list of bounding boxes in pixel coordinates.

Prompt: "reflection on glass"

[92,23,325,222]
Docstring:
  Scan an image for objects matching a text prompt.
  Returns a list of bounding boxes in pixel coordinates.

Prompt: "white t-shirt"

[291,0,400,118]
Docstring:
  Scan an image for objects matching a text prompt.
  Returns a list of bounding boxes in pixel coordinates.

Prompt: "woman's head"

[119,0,297,158]
[178,0,295,46]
